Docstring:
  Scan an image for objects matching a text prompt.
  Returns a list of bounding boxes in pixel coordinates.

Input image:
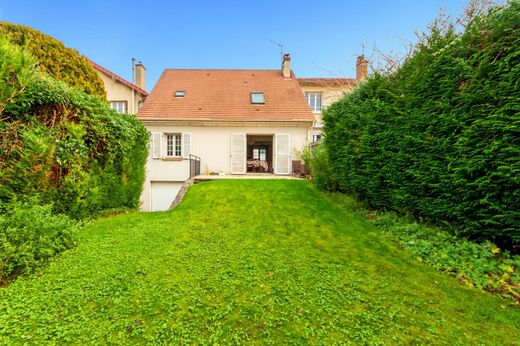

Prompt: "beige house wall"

[96,70,145,114]
[140,121,312,211]
[299,84,354,127]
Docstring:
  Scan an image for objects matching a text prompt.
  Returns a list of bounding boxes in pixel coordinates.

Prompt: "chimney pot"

[282,53,291,79]
[356,55,368,81]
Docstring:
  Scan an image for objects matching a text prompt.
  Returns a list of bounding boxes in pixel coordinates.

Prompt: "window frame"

[175,90,185,97]
[165,133,182,157]
[304,92,322,112]
[250,92,265,104]
[110,100,128,114]
[312,131,323,143]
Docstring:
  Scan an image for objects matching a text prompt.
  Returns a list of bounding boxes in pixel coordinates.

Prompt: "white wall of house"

[140,121,312,211]
[150,182,184,212]
[96,70,146,115]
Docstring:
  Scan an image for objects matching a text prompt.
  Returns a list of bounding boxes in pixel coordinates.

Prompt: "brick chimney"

[135,63,146,90]
[356,55,368,81]
[282,53,291,79]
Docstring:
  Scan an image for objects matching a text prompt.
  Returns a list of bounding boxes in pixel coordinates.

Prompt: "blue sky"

[0,0,470,90]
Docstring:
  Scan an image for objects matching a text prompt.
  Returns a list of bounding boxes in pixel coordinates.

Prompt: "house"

[88,59,148,114]
[298,55,368,141]
[138,54,318,211]
[137,54,367,211]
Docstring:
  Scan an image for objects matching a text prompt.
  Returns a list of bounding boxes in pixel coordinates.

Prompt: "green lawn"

[1,180,519,344]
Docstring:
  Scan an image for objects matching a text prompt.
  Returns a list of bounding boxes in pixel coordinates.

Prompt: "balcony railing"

[189,154,201,178]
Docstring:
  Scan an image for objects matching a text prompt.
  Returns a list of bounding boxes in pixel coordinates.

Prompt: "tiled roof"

[138,69,314,122]
[298,78,358,87]
[87,59,148,96]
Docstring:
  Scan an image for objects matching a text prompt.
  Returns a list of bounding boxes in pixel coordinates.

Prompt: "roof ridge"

[163,68,283,72]
[87,58,148,96]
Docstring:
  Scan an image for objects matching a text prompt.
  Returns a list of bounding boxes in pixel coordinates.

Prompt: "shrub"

[0,31,148,284]
[0,21,106,98]
[322,2,520,249]
[0,37,36,113]
[0,39,149,218]
[0,199,79,285]
[301,144,339,191]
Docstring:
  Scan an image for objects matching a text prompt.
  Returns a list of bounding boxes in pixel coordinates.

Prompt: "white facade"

[140,120,312,211]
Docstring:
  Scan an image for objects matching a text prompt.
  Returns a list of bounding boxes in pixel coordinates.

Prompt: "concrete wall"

[140,122,311,211]
[150,182,183,212]
[96,70,145,114]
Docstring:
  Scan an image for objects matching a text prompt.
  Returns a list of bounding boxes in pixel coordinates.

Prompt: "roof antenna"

[132,57,136,84]
[269,39,284,61]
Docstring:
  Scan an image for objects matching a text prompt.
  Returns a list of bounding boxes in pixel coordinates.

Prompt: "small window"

[166,133,182,157]
[304,92,322,112]
[252,148,267,161]
[250,92,265,104]
[110,101,128,114]
[175,90,185,97]
[312,132,323,143]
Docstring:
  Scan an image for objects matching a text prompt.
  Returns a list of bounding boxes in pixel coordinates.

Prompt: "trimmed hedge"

[1,73,149,218]
[0,36,148,282]
[0,21,106,98]
[323,2,520,248]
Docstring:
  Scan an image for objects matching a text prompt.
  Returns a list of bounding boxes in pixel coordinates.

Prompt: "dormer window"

[250,92,265,104]
[175,90,185,97]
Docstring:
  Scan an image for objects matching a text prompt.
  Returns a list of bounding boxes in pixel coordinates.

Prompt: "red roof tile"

[138,69,314,122]
[88,59,148,96]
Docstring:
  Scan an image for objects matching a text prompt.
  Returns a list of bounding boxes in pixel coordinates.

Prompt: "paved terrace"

[193,174,303,181]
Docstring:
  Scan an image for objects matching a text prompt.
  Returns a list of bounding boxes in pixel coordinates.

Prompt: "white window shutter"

[275,134,291,174]
[182,133,191,158]
[152,132,162,159]
[230,133,246,174]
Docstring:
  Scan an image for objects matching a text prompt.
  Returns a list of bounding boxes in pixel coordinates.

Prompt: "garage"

[151,181,183,212]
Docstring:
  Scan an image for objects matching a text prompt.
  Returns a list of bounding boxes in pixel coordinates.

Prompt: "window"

[304,92,322,112]
[175,90,185,97]
[110,101,128,114]
[250,92,265,104]
[166,134,182,157]
[253,148,267,161]
[312,132,322,143]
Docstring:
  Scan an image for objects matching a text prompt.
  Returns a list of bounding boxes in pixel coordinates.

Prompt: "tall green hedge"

[0,22,106,99]
[0,37,148,218]
[323,2,520,248]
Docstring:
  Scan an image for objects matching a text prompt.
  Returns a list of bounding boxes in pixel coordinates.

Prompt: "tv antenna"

[269,40,284,60]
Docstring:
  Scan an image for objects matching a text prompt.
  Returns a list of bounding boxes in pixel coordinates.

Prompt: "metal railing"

[189,154,201,178]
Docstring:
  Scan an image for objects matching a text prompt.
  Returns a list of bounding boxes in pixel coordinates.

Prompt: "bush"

[0,199,79,285]
[301,144,339,191]
[0,37,36,113]
[0,32,148,284]
[0,40,149,218]
[0,21,106,98]
[322,2,520,249]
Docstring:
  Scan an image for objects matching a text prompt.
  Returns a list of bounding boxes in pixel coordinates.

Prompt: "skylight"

[250,92,265,104]
[175,90,185,97]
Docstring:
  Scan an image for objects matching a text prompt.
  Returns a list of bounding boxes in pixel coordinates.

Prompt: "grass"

[0,180,519,344]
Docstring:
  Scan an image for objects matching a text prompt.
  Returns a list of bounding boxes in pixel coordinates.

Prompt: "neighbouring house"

[137,54,367,211]
[298,55,368,141]
[88,59,148,114]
